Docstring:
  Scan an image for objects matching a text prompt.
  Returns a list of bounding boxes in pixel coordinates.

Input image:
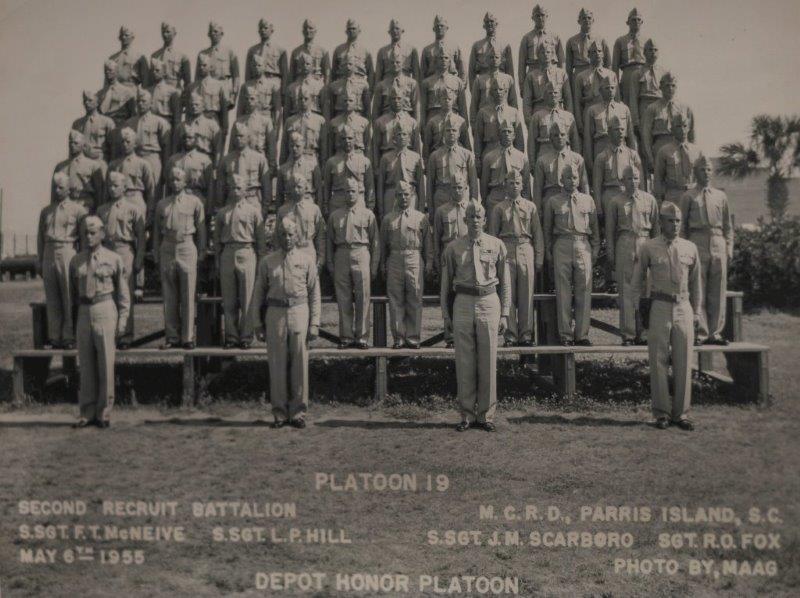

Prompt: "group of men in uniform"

[39,8,735,431]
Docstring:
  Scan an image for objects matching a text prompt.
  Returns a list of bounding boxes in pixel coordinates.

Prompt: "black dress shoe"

[634,337,647,346]
[61,341,75,350]
[674,418,695,431]
[160,341,178,350]
[655,418,670,430]
[117,341,131,350]
[574,338,592,346]
[518,339,534,347]
[621,339,633,346]
[406,341,420,349]
[455,421,470,432]
[354,340,369,349]
[223,341,237,349]
[705,337,728,346]
[239,340,253,349]
[559,339,574,346]
[289,418,307,429]
[445,341,454,348]
[182,341,195,350]
[694,337,704,346]
[503,339,515,348]
[392,341,404,349]
[479,422,497,432]
[72,419,92,428]
[95,420,110,429]
[272,419,287,429]
[338,341,352,349]
[43,343,55,350]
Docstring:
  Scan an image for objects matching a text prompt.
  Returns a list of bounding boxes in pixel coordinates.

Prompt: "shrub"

[730,217,800,308]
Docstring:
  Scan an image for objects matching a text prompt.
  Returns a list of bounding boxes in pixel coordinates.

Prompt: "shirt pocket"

[653,115,670,134]
[479,249,496,279]
[593,113,608,136]
[178,205,196,233]
[95,263,116,291]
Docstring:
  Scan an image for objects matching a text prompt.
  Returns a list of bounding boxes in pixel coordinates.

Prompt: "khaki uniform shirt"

[123,112,171,155]
[72,113,117,161]
[108,154,156,199]
[70,247,131,325]
[282,111,327,164]
[481,146,531,198]
[276,199,326,267]
[421,40,465,81]
[533,147,588,203]
[372,74,419,118]
[543,191,601,249]
[489,197,544,266]
[565,33,610,75]
[166,150,215,203]
[98,82,135,125]
[245,41,287,81]
[276,155,322,205]
[523,66,571,121]
[375,42,420,82]
[154,191,205,240]
[97,197,146,244]
[323,152,375,209]
[520,28,565,75]
[427,145,479,201]
[213,199,267,252]
[189,76,229,116]
[196,45,240,93]
[631,236,702,310]
[251,248,321,326]
[421,72,468,119]
[236,111,278,171]
[593,145,643,207]
[289,43,330,83]
[329,112,372,156]
[331,41,374,83]
[373,111,420,158]
[642,99,696,151]
[612,33,646,71]
[441,233,511,317]
[606,190,660,259]
[109,47,149,87]
[39,199,88,244]
[434,199,469,258]
[325,204,380,273]
[470,71,519,125]
[151,45,192,88]
[468,37,514,88]
[53,155,107,204]
[148,81,182,121]
[424,110,471,158]
[654,141,704,198]
[239,77,281,119]
[284,77,324,116]
[381,208,432,264]
[176,115,221,158]
[217,148,271,206]
[474,104,525,154]
[680,187,733,256]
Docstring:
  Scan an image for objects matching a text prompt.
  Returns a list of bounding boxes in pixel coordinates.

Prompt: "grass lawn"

[0,280,798,597]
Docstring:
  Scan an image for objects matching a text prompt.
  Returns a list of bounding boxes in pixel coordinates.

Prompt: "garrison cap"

[120,126,136,140]
[232,122,250,137]
[644,38,658,50]
[660,201,681,218]
[258,18,274,30]
[346,18,360,29]
[433,15,448,26]
[388,84,404,98]
[622,165,639,178]
[627,8,643,21]
[694,155,712,170]
[288,174,309,191]
[118,25,133,37]
[104,59,118,71]
[660,71,678,85]
[150,57,164,70]
[230,173,246,187]
[544,81,561,94]
[499,119,515,132]
[136,88,151,101]
[441,112,462,130]
[608,115,626,129]
[671,112,689,127]
[560,162,578,181]
[549,118,568,135]
[161,22,175,32]
[588,40,603,53]
[489,75,509,90]
[505,169,523,182]
[208,21,223,33]
[280,217,299,235]
[465,200,485,218]
[578,8,593,19]
[303,19,315,29]
[345,177,361,191]
[53,172,70,186]
[395,180,414,194]
[389,18,403,30]
[84,215,104,231]
[484,12,498,23]
[82,89,97,100]
[69,130,85,143]
[532,4,548,17]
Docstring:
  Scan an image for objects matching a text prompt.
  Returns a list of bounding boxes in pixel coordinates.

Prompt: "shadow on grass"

[507,414,643,427]
[0,421,75,428]
[142,417,271,427]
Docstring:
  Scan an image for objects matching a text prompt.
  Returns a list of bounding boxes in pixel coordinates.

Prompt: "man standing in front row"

[631,202,702,431]
[69,216,130,429]
[441,201,510,433]
[681,156,733,346]
[380,181,433,350]
[543,164,600,346]
[326,178,380,349]
[250,219,321,430]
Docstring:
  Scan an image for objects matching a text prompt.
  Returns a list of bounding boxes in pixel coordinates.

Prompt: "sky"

[1,0,799,236]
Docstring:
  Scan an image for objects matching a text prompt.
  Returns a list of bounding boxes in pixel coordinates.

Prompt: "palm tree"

[718,115,800,221]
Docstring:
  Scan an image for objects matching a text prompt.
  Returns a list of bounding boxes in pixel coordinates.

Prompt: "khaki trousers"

[77,301,117,422]
[220,245,256,343]
[334,246,371,343]
[648,299,694,421]
[111,241,136,342]
[266,304,309,420]
[160,240,197,343]
[453,292,500,423]
[504,241,535,344]
[690,230,727,342]
[553,235,592,342]
[386,250,423,344]
[614,233,647,340]
[43,243,76,344]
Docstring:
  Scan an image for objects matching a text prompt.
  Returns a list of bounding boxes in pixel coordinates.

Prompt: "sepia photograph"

[0,0,798,595]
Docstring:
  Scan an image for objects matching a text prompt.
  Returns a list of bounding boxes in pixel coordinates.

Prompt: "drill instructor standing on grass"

[69,216,130,429]
[441,201,510,433]
[631,201,702,431]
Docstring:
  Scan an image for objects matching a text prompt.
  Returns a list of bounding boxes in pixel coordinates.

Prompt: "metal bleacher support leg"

[373,301,388,401]
[182,354,196,407]
[552,352,576,399]
[539,297,559,375]
[727,350,769,404]
[196,298,222,374]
